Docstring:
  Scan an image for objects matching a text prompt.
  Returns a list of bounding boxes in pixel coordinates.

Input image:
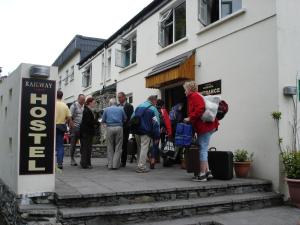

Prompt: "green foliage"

[281,150,300,179]
[234,149,254,162]
[271,111,282,120]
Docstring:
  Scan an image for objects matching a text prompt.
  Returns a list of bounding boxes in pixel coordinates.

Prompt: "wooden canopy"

[146,51,195,88]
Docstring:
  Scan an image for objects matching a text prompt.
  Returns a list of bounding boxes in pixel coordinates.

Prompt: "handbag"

[162,141,175,157]
[56,124,67,133]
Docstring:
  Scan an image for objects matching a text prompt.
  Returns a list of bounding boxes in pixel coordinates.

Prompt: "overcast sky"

[0,0,153,76]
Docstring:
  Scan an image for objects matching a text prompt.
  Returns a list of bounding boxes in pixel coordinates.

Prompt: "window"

[198,0,242,26]
[107,49,112,79]
[101,53,105,82]
[115,34,137,68]
[158,2,186,48]
[64,70,69,85]
[82,65,92,88]
[58,76,62,89]
[0,95,3,107]
[9,89,12,100]
[126,93,133,104]
[70,65,74,81]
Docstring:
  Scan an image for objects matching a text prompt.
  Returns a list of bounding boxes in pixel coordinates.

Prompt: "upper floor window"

[70,65,74,81]
[107,49,112,79]
[58,76,62,89]
[158,1,186,48]
[82,64,92,88]
[101,53,105,82]
[115,34,137,68]
[64,70,69,85]
[198,0,242,26]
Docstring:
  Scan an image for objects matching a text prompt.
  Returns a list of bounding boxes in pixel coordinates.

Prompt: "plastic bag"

[162,141,175,157]
[201,95,221,122]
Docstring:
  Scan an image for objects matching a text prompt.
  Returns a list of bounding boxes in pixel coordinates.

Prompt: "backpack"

[129,105,152,134]
[216,100,228,120]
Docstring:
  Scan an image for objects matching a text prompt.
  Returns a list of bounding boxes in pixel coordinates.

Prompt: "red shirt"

[161,108,172,137]
[187,92,219,134]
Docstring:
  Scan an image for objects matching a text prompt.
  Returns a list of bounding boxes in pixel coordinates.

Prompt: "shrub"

[234,149,254,162]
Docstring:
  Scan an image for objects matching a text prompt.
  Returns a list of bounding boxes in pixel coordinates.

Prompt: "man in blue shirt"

[102,98,127,169]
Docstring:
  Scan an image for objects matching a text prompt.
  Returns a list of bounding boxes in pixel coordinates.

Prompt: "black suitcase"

[185,145,200,174]
[208,147,233,180]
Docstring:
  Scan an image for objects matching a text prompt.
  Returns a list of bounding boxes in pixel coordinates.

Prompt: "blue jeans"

[56,129,65,165]
[197,131,214,161]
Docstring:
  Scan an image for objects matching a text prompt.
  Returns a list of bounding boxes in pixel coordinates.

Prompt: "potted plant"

[233,149,254,178]
[272,111,300,208]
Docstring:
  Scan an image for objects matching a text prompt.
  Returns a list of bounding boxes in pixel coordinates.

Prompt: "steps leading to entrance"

[58,192,283,224]
[55,179,272,208]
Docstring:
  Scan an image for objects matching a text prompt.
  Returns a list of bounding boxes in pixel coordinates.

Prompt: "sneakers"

[192,173,207,182]
[57,164,63,170]
[136,167,149,173]
[71,159,78,166]
[206,170,213,180]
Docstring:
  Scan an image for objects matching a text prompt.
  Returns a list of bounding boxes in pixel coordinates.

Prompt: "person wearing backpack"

[183,81,219,182]
[131,95,160,173]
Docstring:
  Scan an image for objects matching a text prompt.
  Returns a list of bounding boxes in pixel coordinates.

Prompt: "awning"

[146,50,195,88]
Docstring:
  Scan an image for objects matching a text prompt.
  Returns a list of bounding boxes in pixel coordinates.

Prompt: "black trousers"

[80,133,93,168]
[121,128,130,164]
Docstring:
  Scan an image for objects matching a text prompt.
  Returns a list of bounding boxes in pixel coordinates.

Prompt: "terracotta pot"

[286,178,300,208]
[234,161,251,178]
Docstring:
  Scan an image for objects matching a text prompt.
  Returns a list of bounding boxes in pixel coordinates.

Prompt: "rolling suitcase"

[208,147,233,180]
[185,145,200,174]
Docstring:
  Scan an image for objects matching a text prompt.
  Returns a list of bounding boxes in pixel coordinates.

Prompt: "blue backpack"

[175,123,193,147]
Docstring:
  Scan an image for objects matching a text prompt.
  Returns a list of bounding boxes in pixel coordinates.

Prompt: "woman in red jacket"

[183,81,219,182]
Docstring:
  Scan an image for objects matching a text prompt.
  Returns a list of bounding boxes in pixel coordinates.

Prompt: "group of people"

[55,80,219,182]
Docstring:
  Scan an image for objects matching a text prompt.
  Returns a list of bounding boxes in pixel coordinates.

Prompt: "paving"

[55,157,269,198]
[54,158,300,225]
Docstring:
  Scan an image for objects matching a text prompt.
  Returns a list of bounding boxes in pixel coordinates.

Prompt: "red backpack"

[216,100,228,120]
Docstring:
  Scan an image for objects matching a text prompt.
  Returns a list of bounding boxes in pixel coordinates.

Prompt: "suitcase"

[208,147,233,180]
[185,145,200,174]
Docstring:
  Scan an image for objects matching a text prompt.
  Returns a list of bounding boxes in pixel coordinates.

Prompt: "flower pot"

[234,161,251,178]
[286,178,300,208]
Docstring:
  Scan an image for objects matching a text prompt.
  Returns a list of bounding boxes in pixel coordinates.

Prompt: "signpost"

[19,78,56,175]
[198,80,221,96]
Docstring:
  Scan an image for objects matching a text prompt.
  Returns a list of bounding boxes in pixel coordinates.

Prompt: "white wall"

[276,0,300,193]
[0,63,57,195]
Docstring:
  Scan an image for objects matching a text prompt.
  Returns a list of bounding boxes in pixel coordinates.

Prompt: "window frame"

[198,0,241,26]
[82,64,92,88]
[70,65,75,81]
[115,33,137,68]
[158,1,186,48]
[64,70,69,85]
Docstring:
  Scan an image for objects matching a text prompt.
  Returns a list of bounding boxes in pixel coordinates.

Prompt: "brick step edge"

[55,180,272,208]
[59,192,283,219]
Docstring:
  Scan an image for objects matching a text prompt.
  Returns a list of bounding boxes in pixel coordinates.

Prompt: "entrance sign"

[19,78,56,175]
[198,80,221,96]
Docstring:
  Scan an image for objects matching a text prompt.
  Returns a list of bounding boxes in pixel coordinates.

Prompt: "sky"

[0,0,153,76]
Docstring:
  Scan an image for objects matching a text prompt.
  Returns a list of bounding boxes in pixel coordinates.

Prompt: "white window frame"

[198,0,241,26]
[107,49,112,80]
[70,65,74,81]
[82,64,92,88]
[158,1,186,48]
[101,53,105,82]
[64,70,69,85]
[115,33,137,68]
[58,76,62,89]
[126,93,133,104]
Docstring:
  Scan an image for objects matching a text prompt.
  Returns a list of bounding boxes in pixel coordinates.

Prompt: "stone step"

[58,192,283,224]
[126,206,300,225]
[55,179,272,208]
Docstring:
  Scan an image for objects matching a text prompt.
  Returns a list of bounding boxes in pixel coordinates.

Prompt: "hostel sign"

[19,78,56,175]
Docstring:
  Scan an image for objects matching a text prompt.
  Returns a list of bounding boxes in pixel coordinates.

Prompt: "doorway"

[164,85,187,118]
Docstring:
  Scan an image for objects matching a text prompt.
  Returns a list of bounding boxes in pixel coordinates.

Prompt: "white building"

[52,35,105,105]
[57,0,300,193]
